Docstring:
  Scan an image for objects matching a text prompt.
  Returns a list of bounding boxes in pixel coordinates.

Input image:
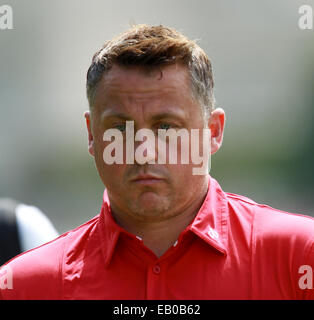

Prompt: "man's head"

[84,24,225,222]
[86,24,215,120]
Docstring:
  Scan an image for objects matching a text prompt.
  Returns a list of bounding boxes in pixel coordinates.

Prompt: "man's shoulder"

[0,231,67,299]
[0,214,100,299]
[225,191,314,254]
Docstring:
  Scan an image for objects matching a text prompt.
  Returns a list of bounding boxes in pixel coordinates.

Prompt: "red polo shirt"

[1,176,313,299]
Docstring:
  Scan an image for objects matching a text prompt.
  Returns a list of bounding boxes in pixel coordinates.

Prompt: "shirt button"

[152,264,161,274]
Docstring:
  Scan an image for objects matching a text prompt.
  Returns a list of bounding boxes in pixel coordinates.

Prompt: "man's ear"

[208,108,225,155]
[84,111,94,157]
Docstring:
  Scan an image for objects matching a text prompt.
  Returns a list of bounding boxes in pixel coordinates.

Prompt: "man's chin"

[130,192,171,219]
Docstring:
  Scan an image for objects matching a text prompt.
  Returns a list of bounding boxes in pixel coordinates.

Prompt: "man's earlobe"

[84,111,95,157]
[88,139,95,157]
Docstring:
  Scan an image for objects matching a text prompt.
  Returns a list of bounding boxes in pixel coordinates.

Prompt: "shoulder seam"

[226,193,314,221]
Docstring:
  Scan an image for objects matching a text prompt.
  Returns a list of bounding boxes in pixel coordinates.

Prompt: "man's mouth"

[131,174,165,185]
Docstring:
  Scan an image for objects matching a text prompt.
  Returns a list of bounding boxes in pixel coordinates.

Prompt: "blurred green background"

[0,0,313,234]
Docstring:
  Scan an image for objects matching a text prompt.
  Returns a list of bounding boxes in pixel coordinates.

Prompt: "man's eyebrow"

[150,112,185,122]
[101,111,185,122]
[101,112,132,121]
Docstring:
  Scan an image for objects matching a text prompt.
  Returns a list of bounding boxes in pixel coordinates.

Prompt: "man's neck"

[128,209,198,258]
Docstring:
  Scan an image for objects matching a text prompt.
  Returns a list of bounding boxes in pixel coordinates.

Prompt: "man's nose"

[134,129,157,165]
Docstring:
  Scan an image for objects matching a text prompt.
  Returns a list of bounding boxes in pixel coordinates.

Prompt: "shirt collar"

[98,192,124,268]
[99,175,228,268]
[188,176,228,255]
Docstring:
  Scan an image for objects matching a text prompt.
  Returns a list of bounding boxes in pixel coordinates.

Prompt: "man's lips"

[130,174,165,185]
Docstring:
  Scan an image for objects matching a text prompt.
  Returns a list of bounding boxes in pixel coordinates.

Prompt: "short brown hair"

[86,24,215,118]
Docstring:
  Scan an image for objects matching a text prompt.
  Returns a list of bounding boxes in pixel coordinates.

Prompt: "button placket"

[147,261,163,299]
[152,263,161,274]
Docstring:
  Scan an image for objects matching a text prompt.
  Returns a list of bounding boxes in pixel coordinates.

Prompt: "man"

[0,24,313,300]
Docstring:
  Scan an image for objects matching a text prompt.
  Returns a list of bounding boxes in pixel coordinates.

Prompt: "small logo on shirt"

[208,227,219,240]
[0,265,13,290]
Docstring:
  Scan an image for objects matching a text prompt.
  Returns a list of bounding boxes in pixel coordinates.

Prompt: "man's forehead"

[91,63,200,122]
[98,63,191,95]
